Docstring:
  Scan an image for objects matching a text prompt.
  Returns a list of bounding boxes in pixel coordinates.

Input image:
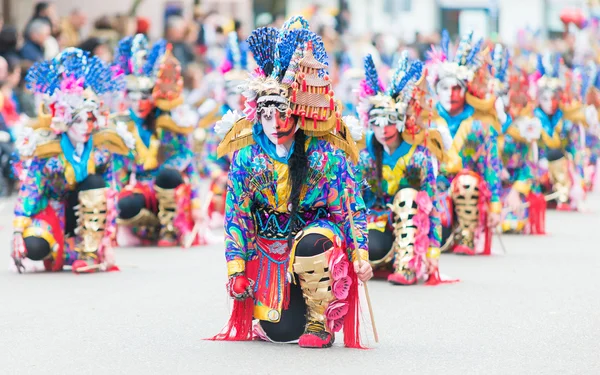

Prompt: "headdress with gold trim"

[358,52,424,133]
[114,34,167,93]
[20,48,134,158]
[531,52,564,95]
[217,16,359,162]
[426,30,487,88]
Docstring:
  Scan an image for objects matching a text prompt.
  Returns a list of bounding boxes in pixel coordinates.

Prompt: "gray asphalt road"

[0,193,599,375]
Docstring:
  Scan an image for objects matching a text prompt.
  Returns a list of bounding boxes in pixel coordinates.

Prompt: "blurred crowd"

[0,1,593,198]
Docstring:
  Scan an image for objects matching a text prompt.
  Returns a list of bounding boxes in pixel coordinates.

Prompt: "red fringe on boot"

[527,193,546,235]
[425,267,460,286]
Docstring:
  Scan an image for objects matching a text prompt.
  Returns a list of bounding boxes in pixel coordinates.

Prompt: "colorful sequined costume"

[11,48,134,273]
[425,31,503,255]
[111,35,203,247]
[211,17,368,348]
[530,53,597,211]
[487,46,547,234]
[356,53,446,285]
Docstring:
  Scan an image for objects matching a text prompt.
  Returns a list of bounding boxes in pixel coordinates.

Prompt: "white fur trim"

[343,115,363,141]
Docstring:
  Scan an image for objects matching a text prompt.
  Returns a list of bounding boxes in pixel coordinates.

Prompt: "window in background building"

[384,0,412,15]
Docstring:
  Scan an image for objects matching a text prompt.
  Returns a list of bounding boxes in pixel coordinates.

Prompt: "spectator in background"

[0,56,16,196]
[89,15,120,50]
[14,61,36,118]
[136,17,151,37]
[0,26,21,62]
[20,19,50,63]
[78,37,112,62]
[61,8,87,48]
[24,1,60,59]
[0,56,22,128]
[165,15,195,70]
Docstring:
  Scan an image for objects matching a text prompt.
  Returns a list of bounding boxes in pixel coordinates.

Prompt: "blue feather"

[114,36,133,74]
[536,54,545,77]
[391,60,423,99]
[441,29,450,59]
[465,38,483,66]
[552,53,560,78]
[247,27,278,75]
[364,54,382,94]
[143,39,166,77]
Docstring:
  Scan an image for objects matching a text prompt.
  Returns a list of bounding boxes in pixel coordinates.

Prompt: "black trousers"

[117,168,183,219]
[259,233,332,342]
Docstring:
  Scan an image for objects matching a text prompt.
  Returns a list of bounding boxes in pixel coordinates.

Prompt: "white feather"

[215,110,243,139]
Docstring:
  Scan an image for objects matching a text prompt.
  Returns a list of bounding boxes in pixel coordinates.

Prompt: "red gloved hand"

[227,274,253,301]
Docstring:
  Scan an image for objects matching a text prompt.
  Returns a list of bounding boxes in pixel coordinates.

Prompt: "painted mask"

[258,95,294,145]
[67,111,95,144]
[436,77,466,114]
[128,90,154,118]
[539,88,559,115]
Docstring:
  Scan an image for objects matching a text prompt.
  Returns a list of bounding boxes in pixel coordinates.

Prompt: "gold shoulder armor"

[217,118,255,158]
[92,128,131,156]
[32,128,62,158]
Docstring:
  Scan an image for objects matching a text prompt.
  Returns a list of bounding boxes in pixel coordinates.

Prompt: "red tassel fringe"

[425,268,460,286]
[343,264,365,349]
[527,193,546,235]
[207,260,259,341]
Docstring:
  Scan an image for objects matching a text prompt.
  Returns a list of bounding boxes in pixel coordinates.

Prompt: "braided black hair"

[287,128,308,247]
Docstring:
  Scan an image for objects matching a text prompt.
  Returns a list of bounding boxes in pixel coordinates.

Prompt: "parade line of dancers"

[10,16,599,348]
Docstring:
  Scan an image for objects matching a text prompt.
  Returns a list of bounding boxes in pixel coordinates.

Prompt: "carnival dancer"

[211,16,372,348]
[530,53,598,211]
[583,64,600,192]
[498,66,547,234]
[11,48,134,273]
[425,32,503,255]
[198,31,250,223]
[112,34,204,247]
[356,52,447,285]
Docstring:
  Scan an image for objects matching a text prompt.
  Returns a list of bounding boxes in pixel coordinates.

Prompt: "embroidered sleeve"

[224,150,255,273]
[326,151,369,260]
[14,156,50,218]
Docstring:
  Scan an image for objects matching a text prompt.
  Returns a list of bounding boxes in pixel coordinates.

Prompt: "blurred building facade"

[288,0,587,44]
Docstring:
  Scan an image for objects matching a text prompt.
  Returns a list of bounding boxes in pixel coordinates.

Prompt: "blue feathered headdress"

[388,51,423,101]
[114,34,166,83]
[224,32,249,71]
[363,54,383,95]
[246,15,328,81]
[26,48,124,96]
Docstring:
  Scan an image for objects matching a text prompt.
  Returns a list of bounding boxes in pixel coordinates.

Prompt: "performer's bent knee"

[367,228,393,261]
[118,193,146,219]
[24,236,51,261]
[79,174,106,191]
[155,168,184,189]
[294,233,332,257]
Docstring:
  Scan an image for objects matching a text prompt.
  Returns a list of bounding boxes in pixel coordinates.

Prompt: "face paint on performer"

[67,111,95,144]
[539,89,559,115]
[436,77,466,115]
[373,124,401,147]
[225,84,246,112]
[258,97,294,145]
[128,90,154,118]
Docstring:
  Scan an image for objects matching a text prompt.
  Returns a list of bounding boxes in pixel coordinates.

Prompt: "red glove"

[227,274,253,301]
